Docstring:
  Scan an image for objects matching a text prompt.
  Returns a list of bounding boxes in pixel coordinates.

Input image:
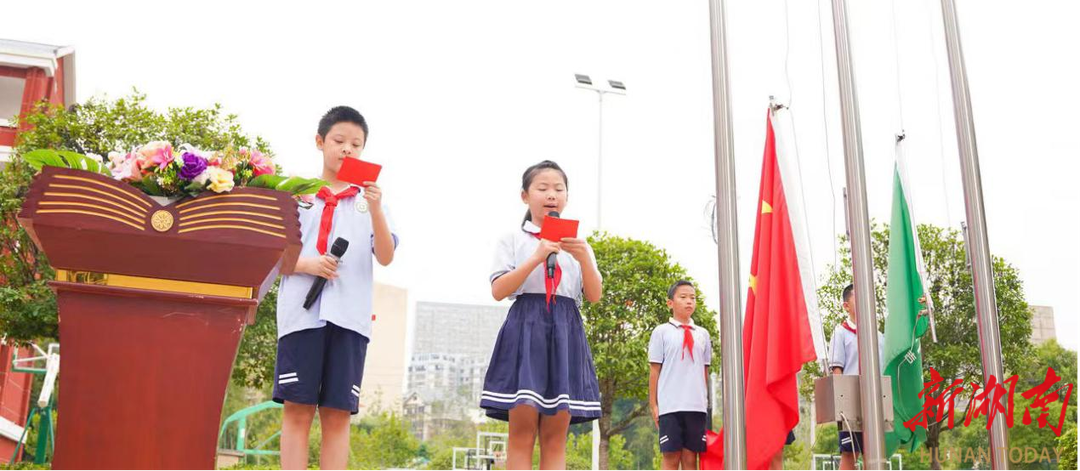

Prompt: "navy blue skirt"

[480,294,601,424]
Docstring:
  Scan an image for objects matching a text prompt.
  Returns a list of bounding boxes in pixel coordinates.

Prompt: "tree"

[1005,340,1077,470]
[0,92,278,386]
[350,412,421,469]
[582,233,720,469]
[565,432,634,470]
[419,419,477,470]
[233,281,280,389]
[1057,422,1077,471]
[612,398,662,469]
[810,222,1033,469]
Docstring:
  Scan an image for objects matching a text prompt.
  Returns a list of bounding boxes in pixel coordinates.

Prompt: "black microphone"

[546,211,559,278]
[303,237,349,309]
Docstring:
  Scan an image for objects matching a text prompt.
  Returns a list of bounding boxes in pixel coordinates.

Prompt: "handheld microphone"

[303,237,349,309]
[546,211,559,278]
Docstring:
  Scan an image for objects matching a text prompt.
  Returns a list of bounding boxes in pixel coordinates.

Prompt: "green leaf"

[184,180,206,194]
[22,149,66,171]
[247,174,287,189]
[289,179,326,195]
[274,177,309,194]
[136,174,164,196]
[275,177,327,196]
[56,150,96,174]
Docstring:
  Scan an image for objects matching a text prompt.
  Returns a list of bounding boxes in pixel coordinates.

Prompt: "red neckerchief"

[315,186,360,254]
[528,232,562,310]
[842,320,857,334]
[678,324,695,361]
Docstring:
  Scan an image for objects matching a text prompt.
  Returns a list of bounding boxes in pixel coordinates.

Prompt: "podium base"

[50,282,255,470]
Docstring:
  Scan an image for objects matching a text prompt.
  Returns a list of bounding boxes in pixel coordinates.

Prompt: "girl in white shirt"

[480,160,603,470]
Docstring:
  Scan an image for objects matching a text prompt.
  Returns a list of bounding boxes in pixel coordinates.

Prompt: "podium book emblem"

[151,210,174,232]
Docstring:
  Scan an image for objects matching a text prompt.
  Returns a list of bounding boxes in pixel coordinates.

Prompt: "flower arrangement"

[23,141,324,199]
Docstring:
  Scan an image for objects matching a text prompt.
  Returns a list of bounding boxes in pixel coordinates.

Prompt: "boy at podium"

[827,284,884,470]
[273,106,399,469]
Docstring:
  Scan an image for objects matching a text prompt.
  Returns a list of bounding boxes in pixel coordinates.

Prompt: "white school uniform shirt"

[828,320,884,375]
[489,220,600,305]
[277,185,399,339]
[648,318,712,415]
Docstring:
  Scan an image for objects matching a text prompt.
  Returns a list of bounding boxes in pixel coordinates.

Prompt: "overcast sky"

[6,0,1077,352]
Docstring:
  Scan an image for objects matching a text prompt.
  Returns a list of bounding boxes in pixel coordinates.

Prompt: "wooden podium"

[17,167,301,469]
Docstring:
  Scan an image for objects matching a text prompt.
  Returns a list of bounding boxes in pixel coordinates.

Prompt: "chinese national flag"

[707,111,818,469]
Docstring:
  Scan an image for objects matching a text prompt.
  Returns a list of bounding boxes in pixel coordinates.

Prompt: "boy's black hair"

[668,280,695,299]
[520,160,568,227]
[842,283,855,303]
[318,106,369,142]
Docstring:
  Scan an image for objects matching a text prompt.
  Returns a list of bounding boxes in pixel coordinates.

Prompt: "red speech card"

[337,157,382,186]
[539,216,579,242]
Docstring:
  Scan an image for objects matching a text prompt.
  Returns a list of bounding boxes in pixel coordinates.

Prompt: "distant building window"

[0,76,25,126]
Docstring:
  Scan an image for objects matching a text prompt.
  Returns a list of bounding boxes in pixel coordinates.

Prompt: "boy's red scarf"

[679,324,694,361]
[316,186,360,254]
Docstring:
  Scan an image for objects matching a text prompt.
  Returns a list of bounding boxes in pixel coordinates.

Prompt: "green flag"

[882,153,931,456]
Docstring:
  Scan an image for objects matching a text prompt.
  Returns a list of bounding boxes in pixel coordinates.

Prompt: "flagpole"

[939,0,1010,467]
[830,0,888,468]
[707,0,747,468]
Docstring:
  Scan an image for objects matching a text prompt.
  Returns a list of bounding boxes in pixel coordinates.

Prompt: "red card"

[337,157,382,185]
[539,216,579,242]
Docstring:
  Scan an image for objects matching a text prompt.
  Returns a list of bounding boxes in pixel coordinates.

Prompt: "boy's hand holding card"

[337,157,382,186]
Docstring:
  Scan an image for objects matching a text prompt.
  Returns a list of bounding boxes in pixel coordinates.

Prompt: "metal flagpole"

[597,92,604,229]
[707,0,746,468]
[939,0,1010,467]
[830,0,888,468]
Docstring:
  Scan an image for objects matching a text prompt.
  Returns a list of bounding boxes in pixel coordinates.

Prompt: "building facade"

[357,283,409,418]
[1029,305,1058,345]
[405,302,508,437]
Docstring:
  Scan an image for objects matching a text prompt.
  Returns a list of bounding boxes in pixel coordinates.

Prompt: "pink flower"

[138,141,170,159]
[138,141,174,170]
[248,150,274,176]
[109,152,143,181]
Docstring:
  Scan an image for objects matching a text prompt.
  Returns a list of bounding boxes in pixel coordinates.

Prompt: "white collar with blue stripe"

[668,318,697,330]
[522,220,542,234]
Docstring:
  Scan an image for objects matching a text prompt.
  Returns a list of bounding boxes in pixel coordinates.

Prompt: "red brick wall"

[0,345,32,463]
[0,58,67,463]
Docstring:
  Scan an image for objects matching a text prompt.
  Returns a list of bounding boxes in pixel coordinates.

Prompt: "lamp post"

[575,74,626,229]
[574,73,625,471]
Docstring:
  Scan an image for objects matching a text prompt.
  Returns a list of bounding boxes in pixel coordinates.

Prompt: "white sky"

[6,0,1078,351]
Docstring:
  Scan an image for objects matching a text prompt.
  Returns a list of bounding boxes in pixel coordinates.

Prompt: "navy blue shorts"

[839,429,864,453]
[272,322,369,414]
[658,411,708,453]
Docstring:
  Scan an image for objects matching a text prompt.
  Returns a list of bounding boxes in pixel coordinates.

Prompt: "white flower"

[86,153,103,163]
[194,169,211,185]
[205,166,235,193]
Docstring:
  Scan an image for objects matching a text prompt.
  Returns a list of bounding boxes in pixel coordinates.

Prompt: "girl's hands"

[560,237,592,264]
[530,239,561,265]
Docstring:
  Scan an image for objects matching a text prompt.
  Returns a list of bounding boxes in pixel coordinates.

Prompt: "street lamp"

[574,74,626,229]
[576,73,626,471]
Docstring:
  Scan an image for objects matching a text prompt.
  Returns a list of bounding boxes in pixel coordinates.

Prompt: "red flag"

[708,111,817,469]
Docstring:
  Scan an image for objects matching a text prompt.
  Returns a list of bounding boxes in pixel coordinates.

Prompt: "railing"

[812,453,904,470]
[217,401,284,464]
